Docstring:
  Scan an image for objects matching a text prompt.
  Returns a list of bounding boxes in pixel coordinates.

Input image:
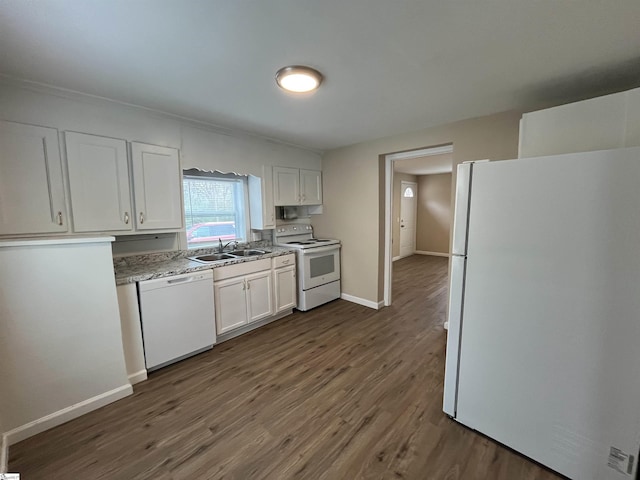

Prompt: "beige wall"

[416,173,452,254]
[392,172,417,258]
[313,110,522,305]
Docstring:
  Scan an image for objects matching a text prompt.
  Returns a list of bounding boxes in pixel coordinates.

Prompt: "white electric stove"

[274,224,341,311]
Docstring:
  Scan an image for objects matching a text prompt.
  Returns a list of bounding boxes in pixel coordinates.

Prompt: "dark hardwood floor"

[9,255,562,479]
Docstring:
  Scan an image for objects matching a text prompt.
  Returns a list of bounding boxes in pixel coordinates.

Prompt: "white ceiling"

[394,153,452,176]
[1,1,640,151]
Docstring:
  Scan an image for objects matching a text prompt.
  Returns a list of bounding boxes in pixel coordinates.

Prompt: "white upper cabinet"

[0,121,67,235]
[519,87,640,158]
[273,166,300,206]
[248,166,275,230]
[130,142,183,230]
[65,132,132,233]
[299,169,322,205]
[273,166,322,206]
[625,88,640,147]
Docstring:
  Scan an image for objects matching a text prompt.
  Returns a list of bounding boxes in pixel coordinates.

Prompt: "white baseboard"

[444,321,449,330]
[1,433,8,473]
[392,255,402,262]
[415,250,450,257]
[4,384,133,446]
[128,369,148,385]
[341,293,383,310]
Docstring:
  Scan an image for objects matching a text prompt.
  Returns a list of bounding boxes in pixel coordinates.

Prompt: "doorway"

[383,144,453,306]
[399,181,417,258]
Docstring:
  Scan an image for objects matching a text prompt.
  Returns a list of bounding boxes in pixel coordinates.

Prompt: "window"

[183,173,247,248]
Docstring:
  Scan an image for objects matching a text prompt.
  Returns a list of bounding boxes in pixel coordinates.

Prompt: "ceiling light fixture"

[275,65,323,93]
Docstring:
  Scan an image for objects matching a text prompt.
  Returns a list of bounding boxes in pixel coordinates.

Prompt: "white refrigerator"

[443,146,640,480]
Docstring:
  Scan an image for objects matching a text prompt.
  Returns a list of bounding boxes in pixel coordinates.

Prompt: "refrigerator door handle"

[443,254,467,417]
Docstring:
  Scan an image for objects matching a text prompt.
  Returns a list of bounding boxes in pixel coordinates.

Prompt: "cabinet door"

[274,265,297,313]
[248,166,275,230]
[0,121,67,235]
[261,165,275,228]
[246,270,273,323]
[625,88,640,147]
[214,277,248,334]
[300,169,322,205]
[273,166,300,206]
[519,91,627,158]
[66,132,132,233]
[131,142,183,230]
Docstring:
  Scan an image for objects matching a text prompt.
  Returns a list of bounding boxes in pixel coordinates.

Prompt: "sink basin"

[188,250,268,263]
[189,253,236,263]
[227,249,267,257]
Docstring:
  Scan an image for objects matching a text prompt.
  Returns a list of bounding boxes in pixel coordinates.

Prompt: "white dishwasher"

[138,270,215,371]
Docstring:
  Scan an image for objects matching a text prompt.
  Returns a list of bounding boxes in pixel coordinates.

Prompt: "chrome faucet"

[218,239,239,253]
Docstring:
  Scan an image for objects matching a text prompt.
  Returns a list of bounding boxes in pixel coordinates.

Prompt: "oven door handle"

[301,245,341,255]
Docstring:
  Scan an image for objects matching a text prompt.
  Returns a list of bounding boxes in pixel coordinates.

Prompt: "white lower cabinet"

[273,255,297,313]
[246,270,273,323]
[214,259,273,335]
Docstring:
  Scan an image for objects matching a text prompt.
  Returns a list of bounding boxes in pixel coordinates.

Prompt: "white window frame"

[182,171,250,249]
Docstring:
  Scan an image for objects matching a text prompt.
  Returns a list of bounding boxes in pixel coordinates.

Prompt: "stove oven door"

[301,245,341,290]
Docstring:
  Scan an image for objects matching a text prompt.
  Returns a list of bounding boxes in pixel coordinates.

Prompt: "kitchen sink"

[227,249,267,257]
[188,249,268,263]
[189,253,236,263]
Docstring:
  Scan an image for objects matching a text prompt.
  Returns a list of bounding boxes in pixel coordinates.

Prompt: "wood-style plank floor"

[9,255,562,479]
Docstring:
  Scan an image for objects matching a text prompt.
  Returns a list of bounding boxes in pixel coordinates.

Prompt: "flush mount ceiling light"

[275,65,323,93]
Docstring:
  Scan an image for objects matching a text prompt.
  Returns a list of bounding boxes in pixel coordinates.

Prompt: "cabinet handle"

[139,212,145,224]
[56,211,63,226]
[282,259,290,265]
[124,212,130,224]
[247,281,250,290]
[242,281,246,291]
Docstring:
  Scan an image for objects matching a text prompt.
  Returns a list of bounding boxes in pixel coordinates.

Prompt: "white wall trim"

[384,157,393,307]
[4,384,132,446]
[415,250,451,258]
[128,370,148,385]
[341,293,383,310]
[0,434,8,474]
[384,144,454,307]
[392,255,402,262]
[386,145,454,161]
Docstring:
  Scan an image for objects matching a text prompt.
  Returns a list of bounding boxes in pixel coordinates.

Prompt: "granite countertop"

[114,246,296,285]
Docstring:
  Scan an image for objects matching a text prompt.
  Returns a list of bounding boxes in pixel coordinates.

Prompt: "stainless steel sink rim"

[188,249,269,264]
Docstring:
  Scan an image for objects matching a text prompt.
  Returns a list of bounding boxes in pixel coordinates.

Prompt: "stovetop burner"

[288,239,330,245]
[275,224,341,250]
